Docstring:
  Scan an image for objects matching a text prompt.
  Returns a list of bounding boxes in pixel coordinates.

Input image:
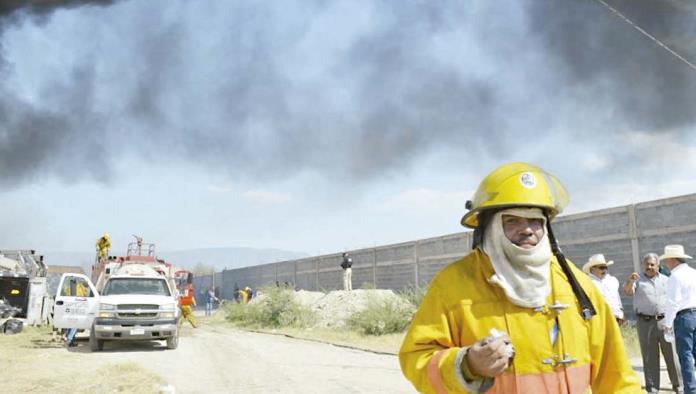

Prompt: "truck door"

[53,273,100,330]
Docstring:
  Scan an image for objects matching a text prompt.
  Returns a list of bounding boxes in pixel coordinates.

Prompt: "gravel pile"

[293,290,326,307]
[297,289,409,328]
[247,288,412,328]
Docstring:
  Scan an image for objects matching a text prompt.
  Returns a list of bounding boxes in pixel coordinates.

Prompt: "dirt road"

[64,322,414,393]
[3,318,679,393]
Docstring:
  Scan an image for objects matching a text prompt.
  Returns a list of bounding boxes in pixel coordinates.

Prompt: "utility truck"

[53,237,185,351]
[0,250,52,331]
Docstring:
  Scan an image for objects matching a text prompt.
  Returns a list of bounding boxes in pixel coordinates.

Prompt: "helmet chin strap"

[544,211,597,320]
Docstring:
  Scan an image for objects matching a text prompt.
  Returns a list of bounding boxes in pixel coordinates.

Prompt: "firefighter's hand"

[466,334,512,378]
[628,272,639,282]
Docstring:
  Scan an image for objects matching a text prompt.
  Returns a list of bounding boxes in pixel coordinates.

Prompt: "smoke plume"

[0,0,694,190]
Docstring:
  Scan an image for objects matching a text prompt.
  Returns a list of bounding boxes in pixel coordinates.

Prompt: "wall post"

[627,204,641,273]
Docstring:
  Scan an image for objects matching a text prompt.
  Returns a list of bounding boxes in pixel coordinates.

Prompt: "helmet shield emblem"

[519,172,537,189]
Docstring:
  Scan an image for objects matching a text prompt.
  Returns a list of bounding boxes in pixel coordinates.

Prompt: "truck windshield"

[102,278,171,296]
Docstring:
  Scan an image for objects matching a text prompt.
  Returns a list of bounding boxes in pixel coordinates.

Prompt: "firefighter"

[75,279,90,297]
[96,233,111,261]
[61,278,90,297]
[240,287,250,304]
[178,282,197,328]
[399,162,641,393]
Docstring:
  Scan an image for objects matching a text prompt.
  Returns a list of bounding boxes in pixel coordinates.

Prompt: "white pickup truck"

[53,263,180,352]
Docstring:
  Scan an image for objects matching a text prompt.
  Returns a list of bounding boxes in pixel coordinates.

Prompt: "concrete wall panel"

[418,238,444,258]
[296,259,317,273]
[553,209,629,242]
[318,255,341,270]
[376,243,415,263]
[276,262,295,277]
[349,249,375,268]
[350,267,375,289]
[443,234,470,255]
[295,272,315,291]
[318,270,342,291]
[636,197,696,231]
[418,259,456,286]
[376,263,415,289]
[640,233,696,257]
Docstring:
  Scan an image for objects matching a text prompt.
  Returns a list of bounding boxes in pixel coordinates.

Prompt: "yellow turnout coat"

[399,249,641,393]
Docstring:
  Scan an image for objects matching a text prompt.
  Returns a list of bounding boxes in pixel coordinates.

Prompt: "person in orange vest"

[399,162,641,393]
[178,283,197,328]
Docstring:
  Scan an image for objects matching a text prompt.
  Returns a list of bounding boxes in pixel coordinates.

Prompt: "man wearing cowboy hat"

[662,244,696,393]
[624,253,683,394]
[583,253,624,324]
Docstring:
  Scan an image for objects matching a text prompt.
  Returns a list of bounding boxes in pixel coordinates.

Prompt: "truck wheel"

[166,332,179,349]
[89,325,104,352]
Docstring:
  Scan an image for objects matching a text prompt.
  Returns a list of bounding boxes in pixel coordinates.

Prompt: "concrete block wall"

[216,193,696,320]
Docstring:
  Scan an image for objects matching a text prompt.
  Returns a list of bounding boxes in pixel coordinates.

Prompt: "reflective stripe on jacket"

[399,249,641,394]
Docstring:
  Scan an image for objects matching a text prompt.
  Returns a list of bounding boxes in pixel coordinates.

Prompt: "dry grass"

[0,325,165,394]
[620,322,641,358]
[198,307,231,326]
[214,289,411,353]
[87,363,166,394]
[219,324,405,355]
[275,326,405,354]
[201,307,405,352]
[222,322,640,362]
[268,323,641,358]
[208,302,405,353]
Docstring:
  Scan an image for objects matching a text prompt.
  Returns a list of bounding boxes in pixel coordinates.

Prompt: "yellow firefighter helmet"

[461,162,569,228]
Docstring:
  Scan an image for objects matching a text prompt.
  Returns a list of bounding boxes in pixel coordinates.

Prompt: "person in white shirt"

[662,244,696,394]
[624,253,683,394]
[583,253,624,324]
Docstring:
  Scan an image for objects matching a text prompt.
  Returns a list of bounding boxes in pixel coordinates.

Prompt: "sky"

[1,0,695,257]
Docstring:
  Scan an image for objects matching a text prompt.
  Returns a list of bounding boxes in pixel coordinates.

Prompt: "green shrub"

[398,285,427,308]
[225,286,316,329]
[360,282,376,290]
[347,296,415,336]
[224,301,261,326]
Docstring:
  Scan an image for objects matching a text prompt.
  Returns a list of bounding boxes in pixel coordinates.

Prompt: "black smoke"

[0,0,120,188]
[0,1,116,18]
[0,0,694,189]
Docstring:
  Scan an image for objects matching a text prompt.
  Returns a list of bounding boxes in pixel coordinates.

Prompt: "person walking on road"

[180,298,197,328]
[205,287,218,317]
[662,245,696,393]
[399,162,640,393]
[624,253,683,394]
[341,252,353,291]
[179,282,197,328]
[583,253,625,325]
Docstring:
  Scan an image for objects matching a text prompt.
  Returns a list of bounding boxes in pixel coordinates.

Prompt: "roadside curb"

[241,327,399,356]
